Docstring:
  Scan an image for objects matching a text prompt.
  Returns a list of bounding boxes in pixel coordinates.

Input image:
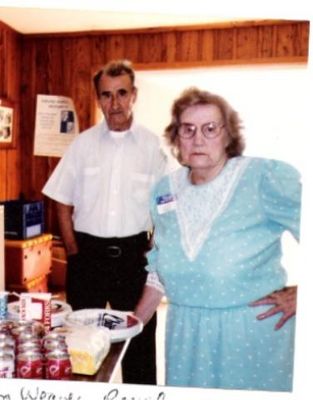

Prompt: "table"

[70,339,130,382]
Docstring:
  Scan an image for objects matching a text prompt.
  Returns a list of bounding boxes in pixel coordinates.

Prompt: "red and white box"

[19,292,52,333]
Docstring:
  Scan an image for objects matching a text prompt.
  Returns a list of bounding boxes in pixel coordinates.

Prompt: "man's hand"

[249,286,297,330]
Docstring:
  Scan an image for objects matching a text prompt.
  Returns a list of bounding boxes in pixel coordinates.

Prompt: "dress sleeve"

[152,145,169,184]
[260,159,302,240]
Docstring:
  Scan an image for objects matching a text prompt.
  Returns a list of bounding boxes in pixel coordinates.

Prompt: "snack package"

[19,292,52,333]
[54,325,111,375]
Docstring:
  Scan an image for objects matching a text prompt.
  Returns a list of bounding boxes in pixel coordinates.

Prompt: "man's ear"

[132,86,138,102]
[96,96,102,109]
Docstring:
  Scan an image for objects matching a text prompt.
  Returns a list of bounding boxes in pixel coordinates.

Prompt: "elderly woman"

[134,87,300,391]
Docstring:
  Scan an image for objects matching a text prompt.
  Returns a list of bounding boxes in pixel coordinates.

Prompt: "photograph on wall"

[0,99,14,147]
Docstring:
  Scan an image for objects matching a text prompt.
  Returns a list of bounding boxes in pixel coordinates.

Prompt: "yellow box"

[5,234,52,286]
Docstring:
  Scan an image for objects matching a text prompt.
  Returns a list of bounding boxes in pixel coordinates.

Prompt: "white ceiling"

[0,7,234,34]
[0,1,310,35]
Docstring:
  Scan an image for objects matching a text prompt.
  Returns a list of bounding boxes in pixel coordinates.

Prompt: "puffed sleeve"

[260,159,301,240]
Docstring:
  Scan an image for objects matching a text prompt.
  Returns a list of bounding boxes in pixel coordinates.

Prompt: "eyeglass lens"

[178,122,223,138]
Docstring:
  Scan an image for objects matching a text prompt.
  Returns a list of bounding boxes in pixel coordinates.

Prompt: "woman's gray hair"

[164,87,245,162]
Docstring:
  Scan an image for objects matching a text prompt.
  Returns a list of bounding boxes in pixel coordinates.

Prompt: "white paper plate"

[7,300,72,327]
[64,309,143,343]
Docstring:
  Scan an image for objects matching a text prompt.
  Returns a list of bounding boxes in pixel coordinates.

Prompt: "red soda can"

[43,338,67,353]
[0,332,12,341]
[16,350,43,379]
[0,333,15,346]
[45,349,72,380]
[17,331,41,343]
[11,326,33,340]
[43,332,66,342]
[12,320,33,330]
[17,341,41,354]
[0,351,15,378]
[0,320,14,333]
[0,344,15,357]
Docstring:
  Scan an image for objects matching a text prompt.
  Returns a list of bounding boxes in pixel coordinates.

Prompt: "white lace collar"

[169,157,250,261]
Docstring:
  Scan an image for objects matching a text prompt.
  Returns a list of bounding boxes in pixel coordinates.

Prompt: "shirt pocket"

[131,172,153,204]
[80,167,101,210]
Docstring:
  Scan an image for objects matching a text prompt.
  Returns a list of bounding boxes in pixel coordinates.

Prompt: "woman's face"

[178,104,230,179]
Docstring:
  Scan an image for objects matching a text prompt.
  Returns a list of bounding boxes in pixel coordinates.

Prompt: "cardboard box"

[49,240,67,288]
[19,292,52,333]
[5,234,52,285]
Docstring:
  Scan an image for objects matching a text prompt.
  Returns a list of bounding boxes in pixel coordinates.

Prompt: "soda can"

[11,325,33,340]
[0,344,15,357]
[16,350,44,379]
[0,351,15,378]
[43,338,67,353]
[12,320,45,338]
[0,292,9,320]
[17,341,41,354]
[0,334,15,350]
[0,332,12,341]
[0,320,15,333]
[17,331,41,344]
[45,349,72,380]
[11,320,33,329]
[43,332,66,342]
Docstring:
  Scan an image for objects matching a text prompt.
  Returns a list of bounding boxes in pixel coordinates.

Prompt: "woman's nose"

[193,129,205,145]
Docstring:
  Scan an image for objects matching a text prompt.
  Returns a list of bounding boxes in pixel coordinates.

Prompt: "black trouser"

[66,231,157,385]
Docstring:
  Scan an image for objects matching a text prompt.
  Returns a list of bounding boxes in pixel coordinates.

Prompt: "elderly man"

[43,59,167,384]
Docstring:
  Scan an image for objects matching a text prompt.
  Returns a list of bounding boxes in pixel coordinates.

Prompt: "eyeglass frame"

[177,121,225,139]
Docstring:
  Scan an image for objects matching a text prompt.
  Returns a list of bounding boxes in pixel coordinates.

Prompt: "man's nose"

[110,95,119,109]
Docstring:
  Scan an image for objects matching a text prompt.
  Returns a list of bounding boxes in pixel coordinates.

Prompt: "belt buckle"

[107,245,122,258]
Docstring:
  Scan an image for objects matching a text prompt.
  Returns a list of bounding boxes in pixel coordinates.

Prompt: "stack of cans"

[0,319,72,380]
[0,320,16,378]
[42,332,72,380]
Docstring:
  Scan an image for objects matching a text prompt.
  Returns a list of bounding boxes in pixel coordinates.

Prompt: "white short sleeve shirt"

[42,120,167,237]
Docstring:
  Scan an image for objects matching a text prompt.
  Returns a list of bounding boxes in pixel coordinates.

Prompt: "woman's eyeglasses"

[177,121,225,139]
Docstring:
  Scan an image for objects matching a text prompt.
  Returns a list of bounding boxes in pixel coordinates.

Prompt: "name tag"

[156,194,177,214]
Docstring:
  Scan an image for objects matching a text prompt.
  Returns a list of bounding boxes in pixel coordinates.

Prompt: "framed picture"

[0,97,16,148]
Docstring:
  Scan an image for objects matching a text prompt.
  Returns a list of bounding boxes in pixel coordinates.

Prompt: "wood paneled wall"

[0,22,22,201]
[0,19,310,234]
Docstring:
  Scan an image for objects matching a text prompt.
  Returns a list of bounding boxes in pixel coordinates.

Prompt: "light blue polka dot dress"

[147,156,301,391]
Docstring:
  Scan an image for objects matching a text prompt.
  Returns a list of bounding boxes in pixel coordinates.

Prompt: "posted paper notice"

[34,94,79,157]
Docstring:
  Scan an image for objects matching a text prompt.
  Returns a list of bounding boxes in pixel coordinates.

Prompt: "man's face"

[97,73,137,131]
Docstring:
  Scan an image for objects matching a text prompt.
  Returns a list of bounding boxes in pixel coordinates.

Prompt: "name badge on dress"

[156,193,177,214]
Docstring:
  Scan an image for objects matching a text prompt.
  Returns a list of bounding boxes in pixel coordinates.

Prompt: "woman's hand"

[249,286,297,330]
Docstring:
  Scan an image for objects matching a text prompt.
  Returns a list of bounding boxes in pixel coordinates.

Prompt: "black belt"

[75,231,149,258]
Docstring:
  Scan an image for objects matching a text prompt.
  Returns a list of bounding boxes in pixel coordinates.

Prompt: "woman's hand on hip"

[249,286,297,330]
